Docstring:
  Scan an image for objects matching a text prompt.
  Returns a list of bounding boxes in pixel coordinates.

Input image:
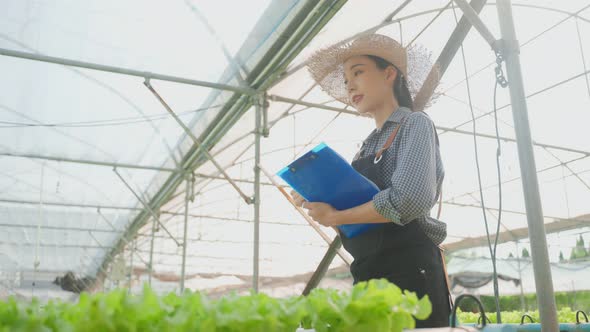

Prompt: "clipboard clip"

[288,151,319,173]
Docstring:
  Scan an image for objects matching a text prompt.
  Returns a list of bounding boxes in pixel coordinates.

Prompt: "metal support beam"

[436,0,487,81]
[268,94,590,156]
[514,240,527,311]
[259,164,352,266]
[261,92,270,137]
[87,231,119,281]
[148,215,156,287]
[137,250,271,262]
[0,150,282,186]
[0,235,334,251]
[0,151,183,173]
[180,176,190,292]
[0,198,308,227]
[442,67,590,135]
[442,200,589,222]
[0,151,285,186]
[128,238,134,293]
[453,0,498,50]
[268,94,358,116]
[194,172,280,187]
[0,222,118,234]
[414,0,487,111]
[0,241,110,250]
[0,198,142,211]
[252,95,264,292]
[96,209,151,269]
[445,154,588,204]
[113,167,181,246]
[0,48,256,96]
[382,0,413,23]
[440,124,590,156]
[302,235,342,296]
[443,214,590,252]
[144,79,253,205]
[496,1,558,329]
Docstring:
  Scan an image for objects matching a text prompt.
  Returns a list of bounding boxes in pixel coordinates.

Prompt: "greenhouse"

[1,0,590,330]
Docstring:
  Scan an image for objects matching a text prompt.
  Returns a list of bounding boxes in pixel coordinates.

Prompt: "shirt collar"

[376,106,411,133]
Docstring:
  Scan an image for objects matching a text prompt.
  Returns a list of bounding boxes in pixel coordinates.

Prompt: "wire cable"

[450,3,504,323]
[0,104,223,128]
[490,51,506,323]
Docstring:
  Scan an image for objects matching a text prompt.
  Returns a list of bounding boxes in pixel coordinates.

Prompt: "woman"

[290,34,451,327]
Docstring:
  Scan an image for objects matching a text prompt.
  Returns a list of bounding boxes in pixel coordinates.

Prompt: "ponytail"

[367,55,414,111]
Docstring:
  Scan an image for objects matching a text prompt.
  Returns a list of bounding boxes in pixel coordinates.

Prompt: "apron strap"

[438,246,454,311]
[374,110,428,163]
[374,122,402,162]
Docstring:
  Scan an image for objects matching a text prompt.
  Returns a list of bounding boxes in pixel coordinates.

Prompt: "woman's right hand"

[290,189,307,208]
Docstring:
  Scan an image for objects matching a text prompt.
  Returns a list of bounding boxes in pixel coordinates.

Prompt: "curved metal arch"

[275,2,590,85]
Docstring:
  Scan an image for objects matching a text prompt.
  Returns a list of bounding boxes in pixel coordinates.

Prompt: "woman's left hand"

[303,202,340,227]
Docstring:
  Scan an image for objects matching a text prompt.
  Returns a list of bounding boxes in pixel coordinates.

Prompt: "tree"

[559,251,565,262]
[522,248,530,258]
[508,252,514,258]
[570,235,588,260]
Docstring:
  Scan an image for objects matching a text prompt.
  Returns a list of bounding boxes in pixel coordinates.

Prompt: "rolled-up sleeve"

[372,112,439,225]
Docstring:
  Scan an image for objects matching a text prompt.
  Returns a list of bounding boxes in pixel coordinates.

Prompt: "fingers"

[290,189,306,207]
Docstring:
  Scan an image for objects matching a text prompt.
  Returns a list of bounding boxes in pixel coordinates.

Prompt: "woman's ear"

[385,66,398,84]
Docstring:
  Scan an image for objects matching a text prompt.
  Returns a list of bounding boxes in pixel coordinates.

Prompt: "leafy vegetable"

[0,279,431,332]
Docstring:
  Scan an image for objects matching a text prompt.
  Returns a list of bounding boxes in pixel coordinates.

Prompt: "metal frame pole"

[113,167,181,246]
[180,176,190,292]
[514,240,526,311]
[252,94,265,292]
[144,80,253,204]
[0,48,256,96]
[128,237,134,293]
[268,94,358,116]
[452,0,497,49]
[259,164,352,266]
[0,152,183,173]
[97,209,151,269]
[2,144,285,188]
[414,0,487,112]
[496,1,558,330]
[0,198,142,211]
[268,95,590,156]
[302,235,342,296]
[148,215,156,287]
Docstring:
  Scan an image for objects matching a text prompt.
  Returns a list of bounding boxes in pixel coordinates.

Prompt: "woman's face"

[343,55,397,115]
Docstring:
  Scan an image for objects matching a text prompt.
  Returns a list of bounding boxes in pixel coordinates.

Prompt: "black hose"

[450,294,488,328]
[520,314,534,324]
[478,314,492,325]
[576,310,589,324]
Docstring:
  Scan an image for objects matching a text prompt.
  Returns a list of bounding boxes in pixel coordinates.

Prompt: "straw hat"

[306,33,440,112]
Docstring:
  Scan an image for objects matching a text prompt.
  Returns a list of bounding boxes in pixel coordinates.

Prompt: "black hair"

[366,55,414,111]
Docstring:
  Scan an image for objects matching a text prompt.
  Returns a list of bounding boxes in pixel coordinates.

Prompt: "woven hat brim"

[306,33,441,112]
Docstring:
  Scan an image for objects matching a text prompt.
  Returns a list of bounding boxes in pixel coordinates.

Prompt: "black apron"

[340,119,452,328]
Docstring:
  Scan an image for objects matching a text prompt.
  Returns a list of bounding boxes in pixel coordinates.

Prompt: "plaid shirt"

[354,107,447,245]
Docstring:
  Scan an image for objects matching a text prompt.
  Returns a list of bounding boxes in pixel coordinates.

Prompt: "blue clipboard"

[276,142,383,238]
